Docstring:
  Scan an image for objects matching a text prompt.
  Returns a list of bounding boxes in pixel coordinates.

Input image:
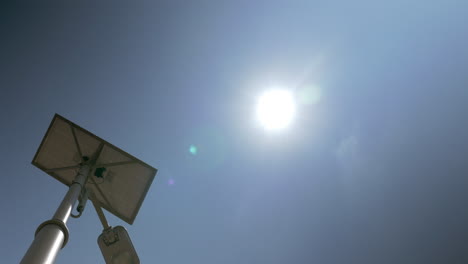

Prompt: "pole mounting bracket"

[35,219,70,249]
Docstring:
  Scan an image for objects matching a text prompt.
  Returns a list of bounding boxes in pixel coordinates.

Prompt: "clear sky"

[1,1,468,263]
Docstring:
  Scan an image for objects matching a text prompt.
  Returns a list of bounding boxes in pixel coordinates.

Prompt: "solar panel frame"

[32,114,157,225]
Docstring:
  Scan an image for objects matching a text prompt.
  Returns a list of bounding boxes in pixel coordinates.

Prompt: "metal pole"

[21,164,91,264]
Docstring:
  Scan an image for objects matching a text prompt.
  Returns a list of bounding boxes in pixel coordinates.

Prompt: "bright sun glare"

[256,89,296,131]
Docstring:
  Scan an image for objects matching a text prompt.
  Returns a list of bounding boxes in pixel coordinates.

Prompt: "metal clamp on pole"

[34,219,70,249]
[71,187,88,218]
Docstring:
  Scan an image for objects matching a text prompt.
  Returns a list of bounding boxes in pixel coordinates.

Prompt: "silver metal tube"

[21,164,90,264]
[20,225,65,264]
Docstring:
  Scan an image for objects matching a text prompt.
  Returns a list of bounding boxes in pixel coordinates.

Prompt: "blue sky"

[1,1,468,263]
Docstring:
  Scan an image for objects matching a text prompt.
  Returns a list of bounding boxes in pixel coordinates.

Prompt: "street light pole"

[25,114,156,263]
[21,163,91,264]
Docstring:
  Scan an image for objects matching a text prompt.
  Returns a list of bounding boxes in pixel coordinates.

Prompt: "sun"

[256,89,296,130]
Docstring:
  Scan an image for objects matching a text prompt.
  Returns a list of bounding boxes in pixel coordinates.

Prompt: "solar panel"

[32,114,157,224]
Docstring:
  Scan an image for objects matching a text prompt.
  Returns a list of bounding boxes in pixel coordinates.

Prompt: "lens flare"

[298,85,321,105]
[189,145,198,155]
